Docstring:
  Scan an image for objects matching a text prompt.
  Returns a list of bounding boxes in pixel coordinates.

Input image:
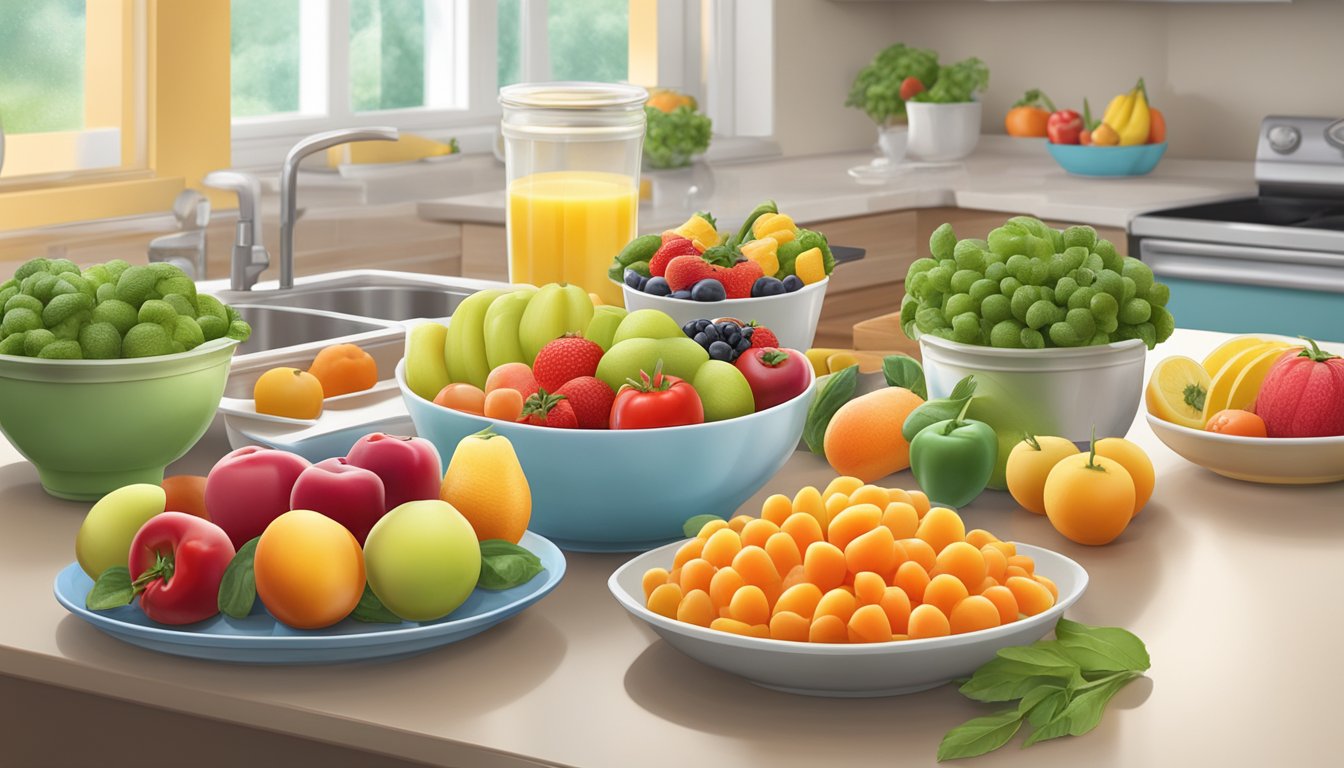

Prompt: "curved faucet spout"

[279,127,399,288]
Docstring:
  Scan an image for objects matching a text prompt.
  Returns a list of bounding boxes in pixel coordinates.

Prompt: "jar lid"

[499,81,648,110]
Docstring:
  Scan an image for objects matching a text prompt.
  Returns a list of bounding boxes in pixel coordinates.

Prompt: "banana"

[1101,93,1128,129]
[518,283,595,364]
[805,347,846,377]
[444,288,507,389]
[483,288,538,369]
[1118,86,1151,146]
[404,321,452,401]
[584,305,628,352]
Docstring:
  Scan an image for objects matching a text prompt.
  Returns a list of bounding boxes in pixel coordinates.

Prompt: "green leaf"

[350,585,403,624]
[882,354,926,399]
[803,364,859,453]
[86,566,134,611]
[683,514,723,538]
[478,539,544,590]
[1019,684,1070,728]
[958,646,1081,703]
[1054,618,1151,673]
[901,375,977,442]
[1023,671,1140,746]
[936,709,1023,762]
[216,537,259,619]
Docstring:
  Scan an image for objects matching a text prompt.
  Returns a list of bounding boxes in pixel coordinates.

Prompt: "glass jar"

[500,82,648,306]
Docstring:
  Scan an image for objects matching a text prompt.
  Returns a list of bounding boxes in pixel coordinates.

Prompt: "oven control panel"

[1255,115,1344,191]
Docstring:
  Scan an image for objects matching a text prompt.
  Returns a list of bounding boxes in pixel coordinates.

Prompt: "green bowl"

[0,338,238,500]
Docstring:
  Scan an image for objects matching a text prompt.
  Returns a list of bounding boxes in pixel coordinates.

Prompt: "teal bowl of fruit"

[396,360,815,553]
[1045,142,1167,177]
[0,338,240,500]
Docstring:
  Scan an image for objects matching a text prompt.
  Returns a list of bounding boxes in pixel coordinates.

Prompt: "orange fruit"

[1043,450,1135,545]
[254,367,323,419]
[161,475,209,520]
[822,387,925,482]
[307,343,377,397]
[254,510,365,629]
[434,383,486,415]
[1094,437,1155,517]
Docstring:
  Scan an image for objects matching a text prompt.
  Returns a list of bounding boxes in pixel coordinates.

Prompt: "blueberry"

[708,340,734,361]
[752,276,787,297]
[624,269,643,289]
[741,326,755,338]
[735,338,752,353]
[727,332,742,346]
[715,321,740,337]
[644,276,671,297]
[693,332,709,345]
[670,290,692,300]
[782,275,804,293]
[703,325,721,342]
[691,279,726,302]
[637,276,651,292]
[682,321,700,336]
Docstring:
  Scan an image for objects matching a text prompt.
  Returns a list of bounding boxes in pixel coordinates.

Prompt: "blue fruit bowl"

[395,360,814,553]
[1045,141,1167,177]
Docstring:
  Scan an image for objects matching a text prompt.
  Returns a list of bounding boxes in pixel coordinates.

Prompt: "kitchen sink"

[233,285,470,321]
[230,305,400,357]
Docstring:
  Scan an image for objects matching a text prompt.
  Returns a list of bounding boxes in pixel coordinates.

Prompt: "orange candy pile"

[642,476,1058,644]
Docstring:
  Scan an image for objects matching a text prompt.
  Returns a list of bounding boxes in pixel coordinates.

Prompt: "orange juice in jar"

[500,82,648,306]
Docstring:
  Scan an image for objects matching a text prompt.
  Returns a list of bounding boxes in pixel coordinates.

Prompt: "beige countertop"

[416,138,1254,232]
[2,328,1340,767]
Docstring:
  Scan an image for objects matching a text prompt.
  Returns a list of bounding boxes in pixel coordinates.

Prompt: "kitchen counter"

[1,328,1340,766]
[417,138,1254,232]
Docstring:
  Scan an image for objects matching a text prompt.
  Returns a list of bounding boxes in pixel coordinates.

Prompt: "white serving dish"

[218,378,413,462]
[1146,413,1344,485]
[906,101,982,162]
[609,541,1087,698]
[620,277,828,351]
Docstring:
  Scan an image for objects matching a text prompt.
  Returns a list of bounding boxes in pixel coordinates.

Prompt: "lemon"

[1224,343,1303,414]
[1146,355,1210,428]
[1201,335,1265,376]
[1204,341,1293,417]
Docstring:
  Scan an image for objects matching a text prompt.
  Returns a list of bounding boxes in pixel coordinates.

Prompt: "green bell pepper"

[908,401,997,508]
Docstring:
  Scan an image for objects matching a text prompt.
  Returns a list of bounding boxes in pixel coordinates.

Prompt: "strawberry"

[519,390,578,428]
[900,76,925,101]
[648,235,702,277]
[665,254,719,292]
[720,260,764,299]
[747,322,778,349]
[555,376,616,429]
[533,334,604,392]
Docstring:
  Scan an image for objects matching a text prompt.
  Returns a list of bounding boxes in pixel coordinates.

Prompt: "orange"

[307,343,377,397]
[254,510,365,629]
[254,367,323,419]
[1043,450,1135,545]
[161,475,209,520]
[1095,437,1155,517]
[822,387,925,482]
[1204,408,1267,438]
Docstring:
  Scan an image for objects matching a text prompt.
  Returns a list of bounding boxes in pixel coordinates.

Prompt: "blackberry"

[684,318,749,362]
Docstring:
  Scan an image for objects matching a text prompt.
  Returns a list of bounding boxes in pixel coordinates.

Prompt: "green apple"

[584,305,628,352]
[612,308,683,345]
[363,499,481,621]
[75,483,167,578]
[596,337,708,391]
[693,361,755,421]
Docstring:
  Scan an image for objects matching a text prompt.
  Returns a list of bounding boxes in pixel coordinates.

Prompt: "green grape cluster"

[900,217,1174,350]
[0,257,251,360]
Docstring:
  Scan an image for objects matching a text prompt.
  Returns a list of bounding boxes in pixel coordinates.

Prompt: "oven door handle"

[1139,238,1344,294]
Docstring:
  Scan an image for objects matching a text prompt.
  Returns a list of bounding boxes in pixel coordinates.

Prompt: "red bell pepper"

[1046,110,1084,145]
[128,511,236,625]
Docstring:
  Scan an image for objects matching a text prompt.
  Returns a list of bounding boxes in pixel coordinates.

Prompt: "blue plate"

[1045,141,1166,177]
[53,531,565,664]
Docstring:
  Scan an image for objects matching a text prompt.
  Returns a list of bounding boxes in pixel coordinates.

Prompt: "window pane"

[498,0,521,87]
[351,0,425,112]
[231,0,300,118]
[549,0,627,82]
[0,0,85,134]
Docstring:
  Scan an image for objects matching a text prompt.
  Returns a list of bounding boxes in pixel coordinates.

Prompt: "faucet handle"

[204,170,264,245]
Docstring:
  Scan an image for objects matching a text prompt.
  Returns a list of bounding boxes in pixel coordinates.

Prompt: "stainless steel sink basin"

[234,285,470,321]
[230,305,399,356]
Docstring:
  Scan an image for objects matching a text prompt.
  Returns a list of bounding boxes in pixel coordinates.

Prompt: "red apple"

[289,458,387,544]
[205,446,311,549]
[344,432,443,511]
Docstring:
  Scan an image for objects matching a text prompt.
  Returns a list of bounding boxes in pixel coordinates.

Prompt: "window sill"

[0,175,185,233]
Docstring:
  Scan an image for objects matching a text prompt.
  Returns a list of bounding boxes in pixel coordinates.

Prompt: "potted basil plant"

[845,44,940,166]
[904,57,991,162]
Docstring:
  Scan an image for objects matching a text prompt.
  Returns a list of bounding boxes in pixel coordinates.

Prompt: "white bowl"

[906,101,982,162]
[1146,413,1344,485]
[619,277,828,351]
[609,541,1087,697]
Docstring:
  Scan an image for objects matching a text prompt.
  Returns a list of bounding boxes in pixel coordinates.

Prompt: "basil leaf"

[1023,671,1140,746]
[350,585,403,624]
[479,539,544,590]
[936,709,1023,762]
[86,566,134,611]
[217,537,259,619]
[803,364,859,453]
[1054,618,1151,673]
[948,375,977,401]
[958,646,1081,702]
[683,514,723,538]
[882,354,927,399]
[902,375,977,442]
[1019,684,1070,728]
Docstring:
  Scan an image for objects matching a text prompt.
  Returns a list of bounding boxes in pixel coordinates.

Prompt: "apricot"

[791,485,827,529]
[908,604,951,639]
[676,589,715,627]
[924,574,970,617]
[981,545,1008,583]
[949,595,1002,635]
[672,537,705,569]
[647,583,683,619]
[702,528,742,568]
[933,541,988,592]
[781,512,824,554]
[823,475,865,500]
[814,588,858,623]
[894,560,931,604]
[899,538,937,572]
[711,617,769,638]
[879,586,912,634]
[641,568,669,600]
[808,614,849,643]
[774,582,824,619]
[828,503,883,550]
[853,571,887,606]
[1006,576,1055,616]
[761,494,793,526]
[764,532,803,576]
[981,585,1020,625]
[728,585,771,626]
[708,567,745,611]
[844,525,898,578]
[678,558,717,596]
[769,611,810,642]
[880,502,920,539]
[803,541,847,592]
[848,604,893,643]
[916,507,966,553]
[741,518,781,549]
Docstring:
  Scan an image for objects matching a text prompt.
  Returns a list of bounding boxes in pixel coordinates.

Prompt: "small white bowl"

[609,541,1087,697]
[620,277,828,351]
[1146,413,1344,485]
[906,101,982,162]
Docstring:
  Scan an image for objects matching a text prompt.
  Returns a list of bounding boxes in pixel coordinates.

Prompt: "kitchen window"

[231,0,774,167]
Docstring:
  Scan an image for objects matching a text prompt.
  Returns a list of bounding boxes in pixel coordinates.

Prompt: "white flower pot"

[906,101,982,162]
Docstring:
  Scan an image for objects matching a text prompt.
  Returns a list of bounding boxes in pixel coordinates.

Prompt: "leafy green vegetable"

[938,620,1150,761]
[478,539,544,590]
[845,43,940,125]
[350,585,403,624]
[911,57,990,105]
[86,566,134,611]
[217,537,259,619]
[804,364,859,454]
[882,354,926,399]
[643,105,712,169]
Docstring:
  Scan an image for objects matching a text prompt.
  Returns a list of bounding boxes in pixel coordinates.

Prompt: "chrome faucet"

[204,170,269,291]
[279,127,398,289]
[147,189,210,279]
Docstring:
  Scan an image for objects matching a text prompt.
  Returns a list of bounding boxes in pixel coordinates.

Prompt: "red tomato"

[611,368,704,429]
[1204,409,1267,438]
[735,348,812,411]
[128,512,236,625]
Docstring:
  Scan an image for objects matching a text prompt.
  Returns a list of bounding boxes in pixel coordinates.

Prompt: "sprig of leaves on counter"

[804,364,859,454]
[937,619,1151,761]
